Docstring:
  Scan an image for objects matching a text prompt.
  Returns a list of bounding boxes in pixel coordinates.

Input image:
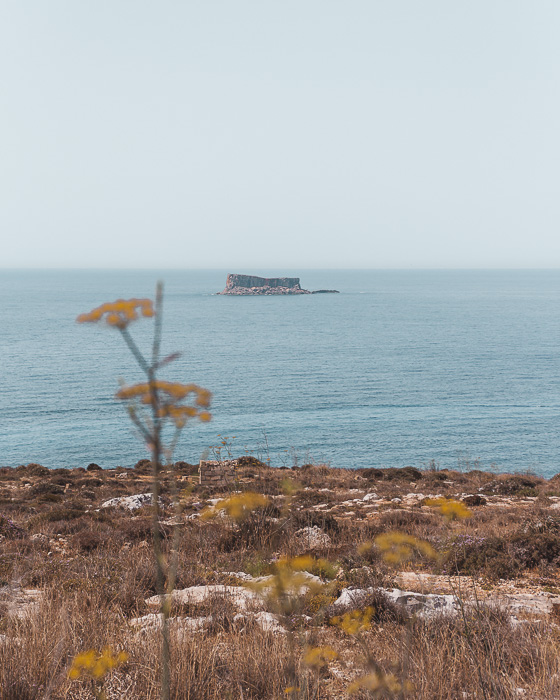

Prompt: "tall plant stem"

[146,282,171,700]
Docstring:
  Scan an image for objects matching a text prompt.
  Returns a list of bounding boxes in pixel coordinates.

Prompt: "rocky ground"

[2,460,560,698]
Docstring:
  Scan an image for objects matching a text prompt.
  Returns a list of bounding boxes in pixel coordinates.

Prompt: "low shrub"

[72,530,104,551]
[86,463,103,471]
[362,467,383,479]
[291,509,340,535]
[173,461,199,475]
[383,466,423,481]
[29,483,64,497]
[440,531,560,579]
[219,511,287,552]
[378,510,440,531]
[462,494,487,507]
[75,477,103,488]
[484,475,543,496]
[510,532,560,568]
[133,459,152,473]
[235,456,267,468]
[0,515,25,539]
[445,535,520,579]
[25,463,50,477]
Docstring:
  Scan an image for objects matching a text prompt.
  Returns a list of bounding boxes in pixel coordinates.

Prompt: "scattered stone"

[234,611,286,634]
[130,610,287,635]
[30,533,49,544]
[294,526,331,550]
[330,587,376,610]
[384,588,460,618]
[362,493,379,502]
[498,592,560,617]
[0,587,43,620]
[100,493,155,511]
[330,587,459,619]
[145,585,262,612]
[129,613,210,636]
[221,572,254,582]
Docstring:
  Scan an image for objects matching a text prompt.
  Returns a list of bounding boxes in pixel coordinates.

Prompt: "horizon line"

[3,266,560,272]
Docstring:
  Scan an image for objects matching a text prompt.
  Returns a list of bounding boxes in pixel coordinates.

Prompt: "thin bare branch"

[152,281,164,368]
[155,352,182,370]
[119,327,151,376]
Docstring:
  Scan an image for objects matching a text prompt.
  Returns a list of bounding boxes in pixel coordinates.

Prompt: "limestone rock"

[0,587,43,620]
[145,585,262,612]
[234,611,286,634]
[130,610,286,635]
[294,526,331,550]
[383,588,460,618]
[362,493,379,502]
[330,587,460,619]
[100,493,156,511]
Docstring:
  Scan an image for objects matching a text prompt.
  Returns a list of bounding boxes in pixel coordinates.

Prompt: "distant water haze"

[1,269,560,476]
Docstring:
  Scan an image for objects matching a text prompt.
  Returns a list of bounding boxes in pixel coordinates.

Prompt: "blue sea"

[1,269,560,476]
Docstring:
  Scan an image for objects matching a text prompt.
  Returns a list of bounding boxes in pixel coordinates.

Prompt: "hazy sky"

[2,1,559,269]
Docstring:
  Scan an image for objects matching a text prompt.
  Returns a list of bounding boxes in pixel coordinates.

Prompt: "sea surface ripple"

[1,269,559,476]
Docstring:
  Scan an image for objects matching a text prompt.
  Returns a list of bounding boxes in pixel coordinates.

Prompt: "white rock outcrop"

[100,493,157,511]
[145,585,262,611]
[330,587,460,619]
[294,526,331,550]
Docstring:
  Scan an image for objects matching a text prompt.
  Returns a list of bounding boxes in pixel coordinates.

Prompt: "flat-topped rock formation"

[217,274,339,295]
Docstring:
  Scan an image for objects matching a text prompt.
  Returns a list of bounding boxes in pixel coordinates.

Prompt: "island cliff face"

[217,274,340,295]
[218,274,311,295]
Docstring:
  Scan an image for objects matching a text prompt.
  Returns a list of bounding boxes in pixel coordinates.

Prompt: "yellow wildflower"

[246,555,326,613]
[201,492,269,522]
[348,672,413,695]
[77,298,154,328]
[115,381,212,428]
[303,646,338,669]
[331,607,374,635]
[425,498,472,521]
[357,540,373,555]
[374,532,437,565]
[68,647,128,682]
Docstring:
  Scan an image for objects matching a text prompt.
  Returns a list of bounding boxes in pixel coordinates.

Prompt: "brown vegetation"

[1,462,560,698]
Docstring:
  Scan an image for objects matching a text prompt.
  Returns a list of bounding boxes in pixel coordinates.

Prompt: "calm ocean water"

[1,269,560,476]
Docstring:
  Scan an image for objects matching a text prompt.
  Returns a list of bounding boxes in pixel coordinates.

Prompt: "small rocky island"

[218,273,339,296]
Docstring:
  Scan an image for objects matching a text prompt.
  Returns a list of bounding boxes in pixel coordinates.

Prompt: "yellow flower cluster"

[374,532,437,565]
[425,497,472,521]
[202,491,269,522]
[76,299,154,328]
[303,646,339,669]
[68,647,128,681]
[330,607,375,635]
[246,555,326,609]
[347,672,413,696]
[115,381,212,427]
